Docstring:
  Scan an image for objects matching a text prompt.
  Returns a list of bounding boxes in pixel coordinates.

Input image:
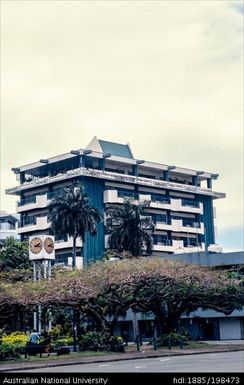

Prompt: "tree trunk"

[154,310,165,337]
[164,312,180,334]
[152,301,166,337]
[72,236,77,269]
[72,308,78,352]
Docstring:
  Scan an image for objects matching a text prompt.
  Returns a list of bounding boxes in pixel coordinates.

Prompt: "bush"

[1,332,28,359]
[2,331,28,348]
[159,332,188,346]
[53,336,73,347]
[79,331,124,352]
[49,325,63,341]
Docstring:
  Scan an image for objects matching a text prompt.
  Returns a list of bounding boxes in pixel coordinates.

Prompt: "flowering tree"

[1,258,243,337]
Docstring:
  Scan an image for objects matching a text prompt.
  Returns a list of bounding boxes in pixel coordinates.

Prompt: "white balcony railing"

[6,166,225,199]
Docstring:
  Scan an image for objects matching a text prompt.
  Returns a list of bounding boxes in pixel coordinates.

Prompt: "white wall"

[219,319,242,340]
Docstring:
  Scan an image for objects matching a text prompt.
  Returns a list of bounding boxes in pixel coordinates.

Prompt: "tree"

[106,200,154,256]
[48,184,102,268]
[0,237,30,272]
[3,258,243,340]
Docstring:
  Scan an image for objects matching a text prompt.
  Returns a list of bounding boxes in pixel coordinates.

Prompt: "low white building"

[0,211,20,247]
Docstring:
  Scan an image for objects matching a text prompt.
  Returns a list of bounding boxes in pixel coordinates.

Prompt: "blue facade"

[82,177,105,266]
[198,195,215,246]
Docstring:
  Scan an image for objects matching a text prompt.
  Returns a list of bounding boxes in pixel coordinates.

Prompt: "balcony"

[18,196,36,206]
[104,189,138,205]
[18,215,50,234]
[104,190,203,215]
[55,236,83,250]
[17,191,65,213]
[151,195,171,205]
[6,166,225,200]
[181,220,204,234]
[179,199,203,214]
[153,239,206,253]
[153,239,182,253]
[181,199,200,208]
[155,219,204,234]
[117,190,139,200]
[174,243,206,254]
[17,194,49,213]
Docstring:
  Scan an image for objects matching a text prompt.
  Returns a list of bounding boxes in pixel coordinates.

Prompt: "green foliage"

[79,331,124,352]
[49,325,63,341]
[159,332,188,346]
[1,332,28,357]
[53,337,73,347]
[106,200,154,256]
[0,237,30,272]
[48,184,102,268]
[178,327,192,340]
[49,325,73,347]
[0,269,32,283]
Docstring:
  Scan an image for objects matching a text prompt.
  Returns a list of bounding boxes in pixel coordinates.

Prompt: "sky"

[1,0,243,251]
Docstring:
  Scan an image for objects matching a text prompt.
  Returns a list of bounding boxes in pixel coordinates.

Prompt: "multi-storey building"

[6,137,225,267]
[0,211,20,248]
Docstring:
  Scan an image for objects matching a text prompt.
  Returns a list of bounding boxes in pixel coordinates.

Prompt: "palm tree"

[48,184,102,269]
[106,199,155,257]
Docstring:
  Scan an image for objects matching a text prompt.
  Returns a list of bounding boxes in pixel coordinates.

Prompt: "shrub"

[1,332,28,358]
[159,332,188,346]
[79,331,124,352]
[49,325,63,341]
[53,336,73,347]
[2,331,28,346]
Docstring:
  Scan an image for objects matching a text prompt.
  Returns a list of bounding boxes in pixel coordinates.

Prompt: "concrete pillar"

[132,311,139,342]
[133,165,138,176]
[20,172,25,184]
[207,179,212,189]
[192,176,198,186]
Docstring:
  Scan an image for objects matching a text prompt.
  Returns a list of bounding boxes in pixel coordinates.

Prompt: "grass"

[0,350,116,364]
[23,350,116,362]
[125,341,215,352]
[0,342,224,365]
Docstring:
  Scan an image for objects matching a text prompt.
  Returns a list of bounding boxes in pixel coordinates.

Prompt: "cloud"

[217,225,244,252]
[231,1,244,14]
[1,1,243,249]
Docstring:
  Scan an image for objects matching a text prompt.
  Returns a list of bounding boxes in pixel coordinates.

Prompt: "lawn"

[0,341,216,364]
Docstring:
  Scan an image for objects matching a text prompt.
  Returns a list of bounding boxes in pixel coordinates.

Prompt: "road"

[17,351,244,372]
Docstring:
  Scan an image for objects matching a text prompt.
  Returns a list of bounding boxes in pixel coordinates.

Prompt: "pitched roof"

[86,136,134,159]
[98,139,133,159]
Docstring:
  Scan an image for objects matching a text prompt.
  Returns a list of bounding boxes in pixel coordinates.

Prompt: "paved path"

[13,351,244,373]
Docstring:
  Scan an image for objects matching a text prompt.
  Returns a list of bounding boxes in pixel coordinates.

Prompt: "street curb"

[1,346,244,372]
